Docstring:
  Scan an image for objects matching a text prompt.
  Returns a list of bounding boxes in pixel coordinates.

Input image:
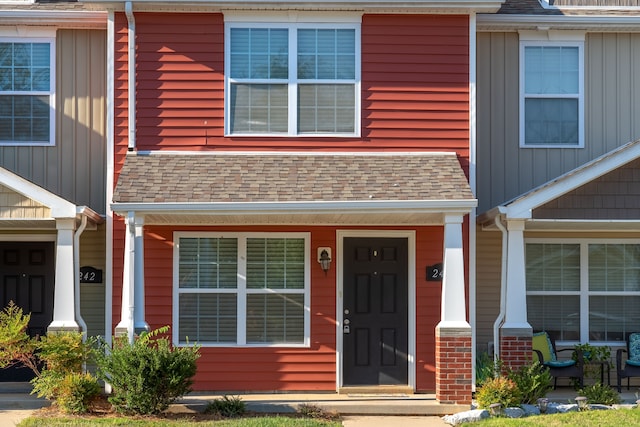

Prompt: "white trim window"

[0,38,55,146]
[519,41,584,148]
[174,232,310,347]
[526,240,640,344]
[225,22,360,137]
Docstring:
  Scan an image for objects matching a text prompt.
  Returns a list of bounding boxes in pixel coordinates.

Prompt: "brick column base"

[436,326,472,405]
[499,327,533,372]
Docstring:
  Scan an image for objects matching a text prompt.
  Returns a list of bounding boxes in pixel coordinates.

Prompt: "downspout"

[74,215,89,339]
[125,1,136,151]
[493,215,508,363]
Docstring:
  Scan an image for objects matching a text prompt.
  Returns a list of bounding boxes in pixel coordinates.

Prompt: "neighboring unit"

[476,0,640,378]
[0,0,107,380]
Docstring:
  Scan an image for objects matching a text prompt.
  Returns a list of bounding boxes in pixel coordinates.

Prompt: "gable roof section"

[0,166,101,222]
[478,139,640,224]
[112,152,476,225]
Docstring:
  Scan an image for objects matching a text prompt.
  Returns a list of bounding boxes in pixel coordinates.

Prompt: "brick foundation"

[435,327,472,405]
[499,328,533,372]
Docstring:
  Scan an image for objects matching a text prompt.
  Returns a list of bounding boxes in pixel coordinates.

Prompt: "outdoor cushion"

[532,332,556,362]
[629,333,640,362]
[626,359,640,367]
[545,360,576,368]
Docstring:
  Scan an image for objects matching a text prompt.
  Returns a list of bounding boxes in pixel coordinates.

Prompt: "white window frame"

[224,20,361,137]
[173,231,311,348]
[519,38,584,149]
[0,37,55,146]
[526,238,640,346]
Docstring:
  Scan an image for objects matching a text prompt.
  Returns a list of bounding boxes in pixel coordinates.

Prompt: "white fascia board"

[477,14,640,30]
[0,10,107,28]
[0,167,77,218]
[111,199,478,216]
[500,141,640,220]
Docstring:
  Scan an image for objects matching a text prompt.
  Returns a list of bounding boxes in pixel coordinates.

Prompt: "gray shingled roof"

[498,0,640,15]
[113,152,474,204]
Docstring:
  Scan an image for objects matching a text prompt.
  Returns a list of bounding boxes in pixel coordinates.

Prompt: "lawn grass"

[460,408,640,426]
[18,415,342,427]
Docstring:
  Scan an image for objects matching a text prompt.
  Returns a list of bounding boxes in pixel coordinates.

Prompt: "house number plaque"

[426,263,443,282]
[79,266,103,284]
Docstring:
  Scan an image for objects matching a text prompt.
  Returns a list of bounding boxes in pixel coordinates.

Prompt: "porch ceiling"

[112,151,477,225]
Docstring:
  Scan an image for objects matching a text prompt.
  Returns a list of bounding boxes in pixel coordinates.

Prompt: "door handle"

[343,318,350,334]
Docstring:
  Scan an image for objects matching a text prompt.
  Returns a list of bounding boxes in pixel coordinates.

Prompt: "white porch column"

[115,212,135,338]
[503,219,531,329]
[438,214,470,328]
[49,218,81,332]
[133,215,149,334]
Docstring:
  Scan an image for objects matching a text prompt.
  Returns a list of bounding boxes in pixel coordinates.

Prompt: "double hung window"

[0,39,54,145]
[526,240,640,344]
[174,233,310,347]
[226,22,359,136]
[520,41,583,148]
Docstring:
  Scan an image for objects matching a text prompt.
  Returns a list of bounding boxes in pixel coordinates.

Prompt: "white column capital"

[506,218,526,232]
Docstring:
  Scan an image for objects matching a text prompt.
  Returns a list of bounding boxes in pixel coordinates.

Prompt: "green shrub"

[36,332,94,374]
[578,383,621,405]
[0,301,38,374]
[475,376,522,409]
[506,361,553,404]
[205,395,246,418]
[30,332,100,414]
[476,352,500,388]
[95,326,200,415]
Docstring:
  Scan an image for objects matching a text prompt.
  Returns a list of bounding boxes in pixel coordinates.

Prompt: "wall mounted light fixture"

[317,247,332,274]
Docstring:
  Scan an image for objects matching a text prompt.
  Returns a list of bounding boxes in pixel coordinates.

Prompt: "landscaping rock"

[504,407,525,418]
[590,404,612,411]
[442,409,489,426]
[520,404,540,416]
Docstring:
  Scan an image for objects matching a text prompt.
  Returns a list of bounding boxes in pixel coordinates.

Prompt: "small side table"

[586,360,610,386]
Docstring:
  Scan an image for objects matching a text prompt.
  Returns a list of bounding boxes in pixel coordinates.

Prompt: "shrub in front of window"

[506,361,553,404]
[95,326,200,415]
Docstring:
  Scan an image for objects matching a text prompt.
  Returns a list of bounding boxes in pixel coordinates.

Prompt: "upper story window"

[225,22,360,137]
[519,40,584,148]
[0,39,54,146]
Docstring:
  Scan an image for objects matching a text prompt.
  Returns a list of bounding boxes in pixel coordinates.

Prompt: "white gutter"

[74,216,89,339]
[468,10,478,391]
[477,14,640,28]
[492,215,507,364]
[125,1,136,151]
[0,11,107,28]
[111,200,478,214]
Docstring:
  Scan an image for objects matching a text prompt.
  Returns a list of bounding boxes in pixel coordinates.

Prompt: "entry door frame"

[336,229,416,390]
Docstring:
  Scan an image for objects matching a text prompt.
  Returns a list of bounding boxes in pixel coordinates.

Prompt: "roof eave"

[0,10,108,28]
[477,14,640,31]
[111,199,478,216]
[82,0,504,13]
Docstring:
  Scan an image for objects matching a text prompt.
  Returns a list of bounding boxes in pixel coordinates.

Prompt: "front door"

[0,242,55,381]
[342,237,408,386]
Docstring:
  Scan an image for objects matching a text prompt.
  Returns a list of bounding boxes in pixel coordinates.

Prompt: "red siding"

[111,11,472,392]
[120,12,469,157]
[111,225,447,391]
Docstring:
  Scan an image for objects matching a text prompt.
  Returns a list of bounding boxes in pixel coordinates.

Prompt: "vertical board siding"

[475,230,502,355]
[0,29,106,213]
[79,225,106,338]
[477,31,640,213]
[127,13,469,157]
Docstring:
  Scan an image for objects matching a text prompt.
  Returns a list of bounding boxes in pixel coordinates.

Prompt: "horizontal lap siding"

[361,14,470,155]
[143,226,338,391]
[126,12,469,157]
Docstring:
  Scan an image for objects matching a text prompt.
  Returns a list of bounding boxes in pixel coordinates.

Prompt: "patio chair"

[532,331,584,388]
[616,332,640,392]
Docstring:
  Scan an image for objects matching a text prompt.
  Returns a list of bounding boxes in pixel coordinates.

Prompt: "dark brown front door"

[0,242,55,381]
[343,237,408,386]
